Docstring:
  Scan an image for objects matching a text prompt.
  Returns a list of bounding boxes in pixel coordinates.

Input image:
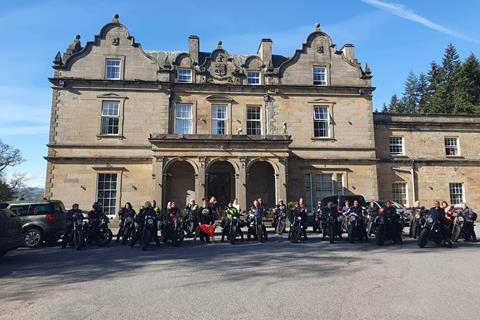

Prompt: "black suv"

[8,200,66,248]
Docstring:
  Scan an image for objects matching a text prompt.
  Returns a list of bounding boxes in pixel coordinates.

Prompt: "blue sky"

[1,0,479,187]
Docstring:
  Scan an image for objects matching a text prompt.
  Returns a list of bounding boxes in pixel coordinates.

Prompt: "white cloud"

[361,0,478,43]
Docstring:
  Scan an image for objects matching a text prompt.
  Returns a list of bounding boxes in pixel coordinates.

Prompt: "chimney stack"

[188,35,199,64]
[342,44,355,61]
[257,38,272,69]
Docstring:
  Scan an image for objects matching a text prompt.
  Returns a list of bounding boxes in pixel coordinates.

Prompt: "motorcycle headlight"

[426,216,434,224]
[126,217,133,223]
[350,216,356,221]
[298,217,302,221]
[458,217,464,222]
[415,214,420,219]
[76,219,83,224]
[147,218,154,224]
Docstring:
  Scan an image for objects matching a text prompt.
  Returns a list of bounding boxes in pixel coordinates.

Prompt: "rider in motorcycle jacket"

[130,201,159,247]
[221,202,244,241]
[88,202,103,231]
[198,199,215,243]
[116,202,135,242]
[272,199,287,228]
[366,202,379,236]
[428,201,451,245]
[295,198,308,240]
[62,203,83,248]
[461,203,477,241]
[347,200,368,239]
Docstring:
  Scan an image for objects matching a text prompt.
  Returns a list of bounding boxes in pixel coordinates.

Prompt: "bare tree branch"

[0,139,24,172]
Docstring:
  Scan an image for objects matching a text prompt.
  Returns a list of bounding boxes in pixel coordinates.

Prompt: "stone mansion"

[45,14,480,215]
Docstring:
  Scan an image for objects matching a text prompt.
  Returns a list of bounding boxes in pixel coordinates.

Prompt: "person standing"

[116,202,136,242]
[461,203,477,242]
[61,203,83,248]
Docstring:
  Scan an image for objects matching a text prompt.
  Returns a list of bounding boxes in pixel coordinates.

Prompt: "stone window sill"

[311,137,336,141]
[97,134,125,140]
[446,155,464,159]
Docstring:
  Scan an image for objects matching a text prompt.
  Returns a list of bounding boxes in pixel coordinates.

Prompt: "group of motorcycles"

[63,204,475,251]
[63,211,113,250]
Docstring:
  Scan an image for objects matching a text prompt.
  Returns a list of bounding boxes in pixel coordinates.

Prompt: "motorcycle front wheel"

[452,225,461,242]
[142,229,152,250]
[230,225,237,244]
[418,229,429,248]
[257,224,263,243]
[97,228,113,247]
[376,224,385,246]
[348,225,355,243]
[74,229,83,250]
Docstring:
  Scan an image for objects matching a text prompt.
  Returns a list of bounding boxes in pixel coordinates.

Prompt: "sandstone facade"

[45,15,480,215]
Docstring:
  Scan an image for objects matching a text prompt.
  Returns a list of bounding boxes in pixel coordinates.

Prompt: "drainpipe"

[410,160,416,205]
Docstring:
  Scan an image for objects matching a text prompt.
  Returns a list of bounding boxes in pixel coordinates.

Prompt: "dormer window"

[177,68,192,83]
[247,71,261,85]
[105,59,121,80]
[313,66,327,86]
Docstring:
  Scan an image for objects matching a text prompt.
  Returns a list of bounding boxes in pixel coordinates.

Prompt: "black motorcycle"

[140,214,157,250]
[375,211,403,246]
[417,214,452,248]
[121,215,135,245]
[161,217,185,247]
[410,208,426,239]
[290,214,305,243]
[321,211,338,243]
[246,213,267,242]
[347,212,368,243]
[87,214,113,247]
[72,214,88,250]
[183,210,197,237]
[275,212,287,235]
[451,212,465,242]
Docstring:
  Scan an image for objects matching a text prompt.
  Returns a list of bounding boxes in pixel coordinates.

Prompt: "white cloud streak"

[361,0,477,43]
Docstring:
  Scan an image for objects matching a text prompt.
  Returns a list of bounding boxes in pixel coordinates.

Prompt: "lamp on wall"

[263,94,270,102]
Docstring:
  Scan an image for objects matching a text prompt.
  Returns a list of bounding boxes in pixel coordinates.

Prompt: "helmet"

[92,202,102,211]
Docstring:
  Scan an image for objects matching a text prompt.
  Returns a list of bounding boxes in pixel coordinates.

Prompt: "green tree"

[452,53,480,114]
[400,72,419,113]
[387,94,403,112]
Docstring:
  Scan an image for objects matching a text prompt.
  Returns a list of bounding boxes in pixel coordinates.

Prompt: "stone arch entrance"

[206,160,236,208]
[246,160,276,208]
[165,160,196,209]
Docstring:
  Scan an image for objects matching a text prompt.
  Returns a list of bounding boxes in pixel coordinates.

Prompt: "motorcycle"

[318,211,329,241]
[275,211,287,235]
[229,215,240,244]
[347,212,368,243]
[451,212,465,242]
[87,214,113,247]
[417,214,452,248]
[183,209,197,237]
[140,214,157,250]
[375,211,403,246]
[289,214,304,243]
[410,208,426,239]
[121,215,135,245]
[246,213,267,242]
[161,216,185,247]
[72,214,88,250]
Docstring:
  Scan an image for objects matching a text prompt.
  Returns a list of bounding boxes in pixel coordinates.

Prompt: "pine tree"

[452,53,480,114]
[416,72,428,112]
[423,61,444,113]
[401,72,419,113]
[388,94,402,113]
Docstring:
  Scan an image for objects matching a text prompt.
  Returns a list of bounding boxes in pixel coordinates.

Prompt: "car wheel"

[24,228,43,248]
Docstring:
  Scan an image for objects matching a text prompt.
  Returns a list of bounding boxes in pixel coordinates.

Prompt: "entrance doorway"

[206,161,236,207]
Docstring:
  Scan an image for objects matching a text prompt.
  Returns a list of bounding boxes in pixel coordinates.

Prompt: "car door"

[10,205,30,227]
[0,210,8,244]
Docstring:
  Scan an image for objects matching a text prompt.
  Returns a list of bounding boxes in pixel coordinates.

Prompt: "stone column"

[152,156,165,209]
[276,158,288,203]
[237,157,247,211]
[196,157,207,203]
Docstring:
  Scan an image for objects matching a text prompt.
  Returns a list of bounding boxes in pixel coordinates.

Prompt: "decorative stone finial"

[364,63,371,74]
[315,22,321,31]
[113,13,120,23]
[53,51,63,66]
[75,34,80,40]
[217,40,223,48]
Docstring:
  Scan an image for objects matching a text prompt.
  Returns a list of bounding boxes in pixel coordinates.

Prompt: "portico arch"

[246,159,276,208]
[164,159,196,209]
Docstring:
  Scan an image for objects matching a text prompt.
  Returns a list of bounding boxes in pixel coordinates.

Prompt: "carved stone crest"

[111,37,120,46]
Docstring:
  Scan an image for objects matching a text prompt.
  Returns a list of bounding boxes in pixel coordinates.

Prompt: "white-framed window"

[105,58,121,80]
[247,71,261,85]
[444,137,460,156]
[97,173,118,216]
[313,66,327,85]
[449,183,464,206]
[177,68,192,82]
[313,106,330,138]
[175,103,193,134]
[336,173,344,195]
[389,136,404,156]
[212,104,227,135]
[392,182,407,207]
[100,101,120,135]
[315,173,334,203]
[247,106,262,135]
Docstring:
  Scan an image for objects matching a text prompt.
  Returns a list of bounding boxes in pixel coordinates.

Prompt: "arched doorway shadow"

[206,160,237,209]
[165,161,196,209]
[246,161,276,208]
